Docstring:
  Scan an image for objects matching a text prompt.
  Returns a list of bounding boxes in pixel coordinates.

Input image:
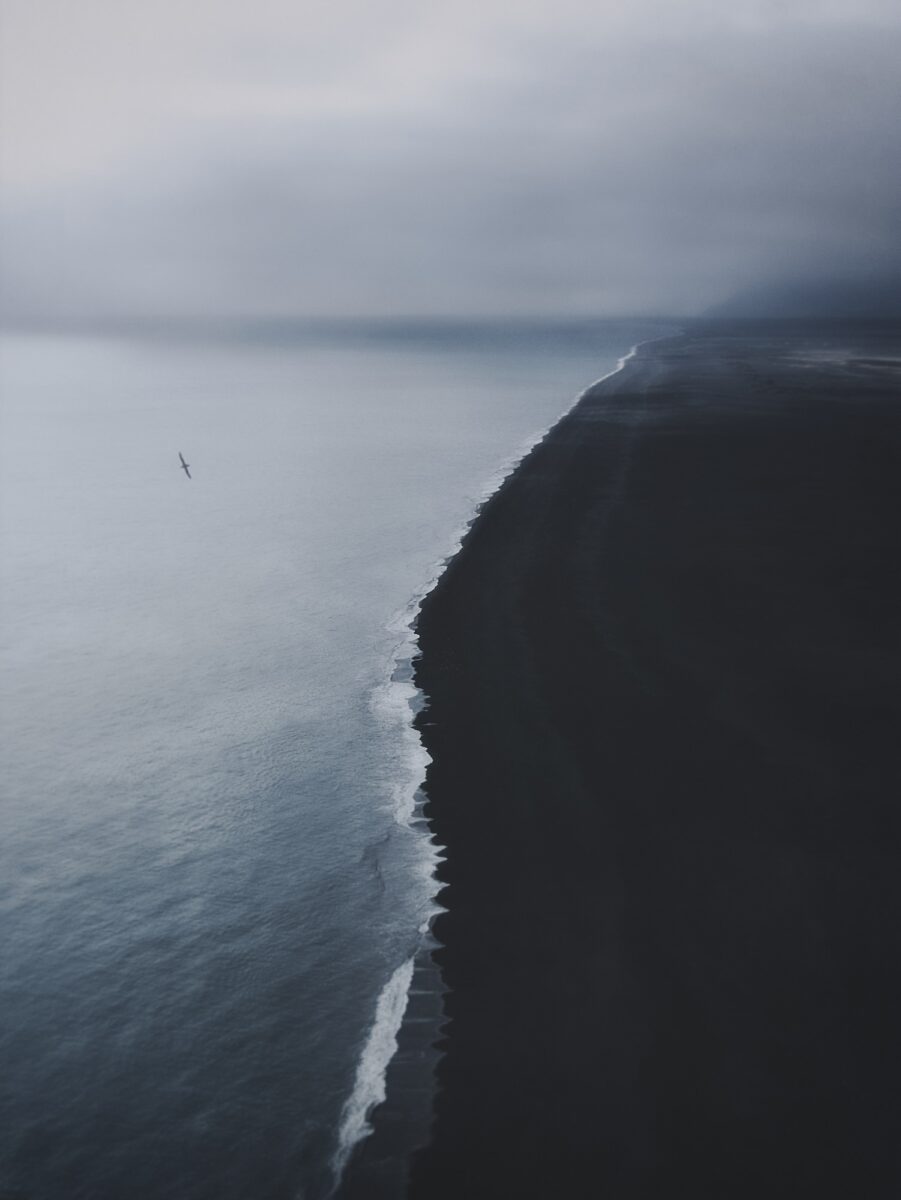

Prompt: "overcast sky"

[1,0,899,321]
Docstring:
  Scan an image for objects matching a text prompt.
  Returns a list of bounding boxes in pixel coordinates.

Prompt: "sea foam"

[332,338,654,1190]
[330,956,416,1188]
[373,340,648,833]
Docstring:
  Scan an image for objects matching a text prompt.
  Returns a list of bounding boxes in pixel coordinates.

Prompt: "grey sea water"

[0,319,665,1200]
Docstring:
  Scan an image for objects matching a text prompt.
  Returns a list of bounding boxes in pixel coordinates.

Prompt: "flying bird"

[178,452,192,479]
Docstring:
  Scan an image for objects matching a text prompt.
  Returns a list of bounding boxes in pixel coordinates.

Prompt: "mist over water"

[4,4,900,326]
[0,319,666,1199]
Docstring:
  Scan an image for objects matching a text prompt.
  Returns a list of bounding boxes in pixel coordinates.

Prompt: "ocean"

[0,319,666,1200]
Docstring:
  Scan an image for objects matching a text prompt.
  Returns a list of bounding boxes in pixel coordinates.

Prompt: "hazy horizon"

[2,1,899,325]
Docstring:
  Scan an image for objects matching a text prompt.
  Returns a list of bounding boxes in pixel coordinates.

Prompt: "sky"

[1,0,899,322]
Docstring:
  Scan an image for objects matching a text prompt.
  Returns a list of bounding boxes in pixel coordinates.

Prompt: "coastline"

[407,322,901,1197]
[334,335,664,1196]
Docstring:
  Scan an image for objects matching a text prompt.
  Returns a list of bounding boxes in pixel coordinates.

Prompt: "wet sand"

[408,322,901,1198]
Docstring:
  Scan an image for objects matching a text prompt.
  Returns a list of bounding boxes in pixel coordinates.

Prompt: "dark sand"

[408,322,901,1198]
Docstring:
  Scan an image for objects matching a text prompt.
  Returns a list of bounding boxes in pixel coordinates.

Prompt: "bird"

[178,452,192,479]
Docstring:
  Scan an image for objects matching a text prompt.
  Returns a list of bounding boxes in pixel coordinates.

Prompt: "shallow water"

[0,319,665,1199]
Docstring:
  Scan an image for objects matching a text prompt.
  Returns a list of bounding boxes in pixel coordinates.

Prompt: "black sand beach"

[408,323,901,1198]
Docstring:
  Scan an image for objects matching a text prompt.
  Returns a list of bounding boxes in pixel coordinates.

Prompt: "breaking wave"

[330,956,416,1187]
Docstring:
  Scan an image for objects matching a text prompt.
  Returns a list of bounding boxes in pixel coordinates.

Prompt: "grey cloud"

[1,3,899,322]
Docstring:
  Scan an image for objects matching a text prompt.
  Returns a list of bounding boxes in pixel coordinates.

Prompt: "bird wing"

[179,452,187,466]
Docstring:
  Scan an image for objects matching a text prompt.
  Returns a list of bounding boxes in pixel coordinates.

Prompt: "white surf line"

[373,338,661,855]
[337,331,671,1192]
[330,956,417,1191]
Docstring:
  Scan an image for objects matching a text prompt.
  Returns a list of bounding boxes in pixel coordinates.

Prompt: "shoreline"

[334,333,666,1196]
[407,321,901,1197]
